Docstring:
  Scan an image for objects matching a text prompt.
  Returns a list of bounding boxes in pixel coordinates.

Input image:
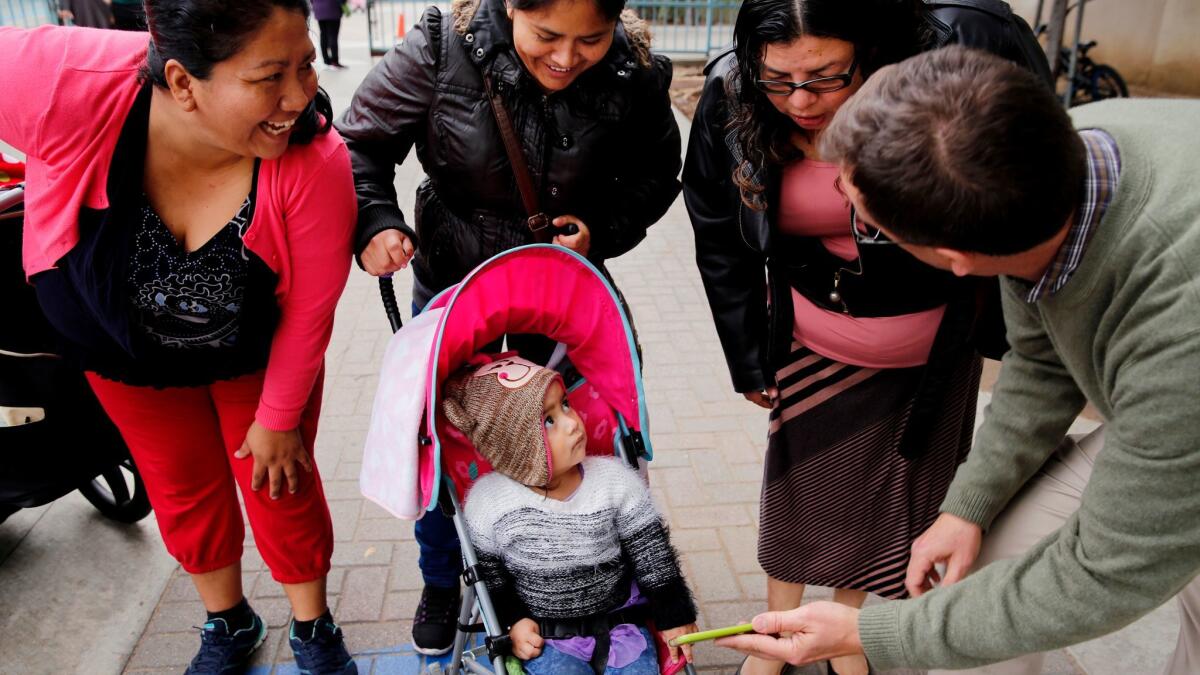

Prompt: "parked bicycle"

[1056,38,1129,106]
[1034,0,1129,107]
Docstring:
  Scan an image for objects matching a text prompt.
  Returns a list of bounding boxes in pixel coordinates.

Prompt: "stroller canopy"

[362,246,651,518]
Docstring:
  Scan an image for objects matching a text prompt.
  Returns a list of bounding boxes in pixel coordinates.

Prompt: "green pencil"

[669,623,756,646]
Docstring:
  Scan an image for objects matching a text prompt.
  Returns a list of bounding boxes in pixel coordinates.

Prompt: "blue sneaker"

[184,613,267,674]
[289,615,358,675]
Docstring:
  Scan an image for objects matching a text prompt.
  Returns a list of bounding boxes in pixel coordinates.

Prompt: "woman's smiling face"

[186,6,318,160]
[508,0,617,92]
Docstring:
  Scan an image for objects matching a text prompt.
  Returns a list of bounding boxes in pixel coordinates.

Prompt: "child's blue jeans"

[522,628,659,675]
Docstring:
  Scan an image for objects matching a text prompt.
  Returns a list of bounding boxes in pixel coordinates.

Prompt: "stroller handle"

[379,275,403,334]
[0,185,25,220]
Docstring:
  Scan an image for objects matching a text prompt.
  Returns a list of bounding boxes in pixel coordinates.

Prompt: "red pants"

[86,370,334,584]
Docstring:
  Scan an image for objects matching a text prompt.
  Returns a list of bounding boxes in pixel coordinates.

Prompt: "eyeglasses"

[850,205,896,246]
[756,55,859,96]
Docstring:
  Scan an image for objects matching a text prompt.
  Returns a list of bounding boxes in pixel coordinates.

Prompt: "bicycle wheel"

[78,454,152,524]
[1091,65,1129,101]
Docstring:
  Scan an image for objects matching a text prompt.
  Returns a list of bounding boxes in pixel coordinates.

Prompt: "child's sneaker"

[183,613,267,674]
[411,584,460,655]
[289,615,358,674]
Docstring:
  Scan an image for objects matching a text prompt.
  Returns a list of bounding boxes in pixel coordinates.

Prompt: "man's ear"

[935,247,975,277]
[163,59,197,112]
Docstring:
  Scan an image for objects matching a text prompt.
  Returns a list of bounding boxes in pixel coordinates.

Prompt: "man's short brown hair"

[821,45,1086,255]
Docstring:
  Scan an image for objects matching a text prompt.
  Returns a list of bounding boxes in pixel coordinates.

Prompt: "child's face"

[543,381,586,477]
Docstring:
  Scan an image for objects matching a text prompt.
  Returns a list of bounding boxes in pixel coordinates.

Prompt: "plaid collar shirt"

[1026,129,1122,303]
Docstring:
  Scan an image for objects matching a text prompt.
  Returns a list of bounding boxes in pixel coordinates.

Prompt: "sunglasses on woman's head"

[756,55,859,96]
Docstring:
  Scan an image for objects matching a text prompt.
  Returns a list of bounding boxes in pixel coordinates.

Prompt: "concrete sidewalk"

[0,11,1181,675]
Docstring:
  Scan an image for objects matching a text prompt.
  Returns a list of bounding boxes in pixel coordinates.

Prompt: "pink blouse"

[777,159,945,368]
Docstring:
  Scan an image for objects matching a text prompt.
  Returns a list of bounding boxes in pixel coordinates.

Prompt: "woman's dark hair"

[509,0,627,23]
[140,0,333,145]
[729,0,925,209]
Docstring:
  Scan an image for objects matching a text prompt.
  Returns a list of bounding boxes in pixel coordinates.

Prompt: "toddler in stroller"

[360,245,704,674]
[444,354,699,674]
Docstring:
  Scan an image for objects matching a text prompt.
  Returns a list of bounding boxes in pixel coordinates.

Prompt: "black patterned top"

[127,195,254,349]
[117,170,279,386]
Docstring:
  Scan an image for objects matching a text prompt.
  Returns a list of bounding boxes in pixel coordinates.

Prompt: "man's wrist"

[858,603,907,670]
[939,488,999,530]
[845,608,863,655]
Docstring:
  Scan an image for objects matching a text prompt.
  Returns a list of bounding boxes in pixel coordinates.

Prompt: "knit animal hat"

[441,355,562,486]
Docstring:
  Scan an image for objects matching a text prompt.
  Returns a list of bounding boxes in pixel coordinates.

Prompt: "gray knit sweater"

[859,99,1200,669]
[463,457,697,629]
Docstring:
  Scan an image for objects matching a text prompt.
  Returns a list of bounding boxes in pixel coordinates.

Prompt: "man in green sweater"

[717,45,1200,673]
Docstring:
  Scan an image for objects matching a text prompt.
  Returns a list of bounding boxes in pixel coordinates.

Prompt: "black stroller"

[0,183,150,524]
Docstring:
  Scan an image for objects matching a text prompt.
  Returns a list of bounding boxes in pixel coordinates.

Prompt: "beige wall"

[1008,0,1200,96]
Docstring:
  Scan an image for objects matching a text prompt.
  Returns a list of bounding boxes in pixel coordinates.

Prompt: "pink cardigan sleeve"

[0,26,64,158]
[255,140,357,430]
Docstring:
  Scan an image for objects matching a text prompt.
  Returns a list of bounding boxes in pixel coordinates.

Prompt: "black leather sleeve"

[682,62,770,394]
[334,7,441,260]
[927,0,1054,87]
[585,55,683,261]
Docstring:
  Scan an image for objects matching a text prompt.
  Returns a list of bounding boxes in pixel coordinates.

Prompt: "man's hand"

[715,602,862,665]
[234,421,312,500]
[509,618,544,661]
[361,229,415,276]
[551,215,590,256]
[905,512,983,597]
[661,622,699,664]
[743,386,779,409]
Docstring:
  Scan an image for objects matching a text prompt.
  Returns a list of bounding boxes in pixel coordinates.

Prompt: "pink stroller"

[361,245,696,675]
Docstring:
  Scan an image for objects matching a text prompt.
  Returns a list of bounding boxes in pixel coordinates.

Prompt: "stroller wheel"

[78,455,152,524]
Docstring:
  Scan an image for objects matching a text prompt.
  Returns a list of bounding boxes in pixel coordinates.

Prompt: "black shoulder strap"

[481,75,552,241]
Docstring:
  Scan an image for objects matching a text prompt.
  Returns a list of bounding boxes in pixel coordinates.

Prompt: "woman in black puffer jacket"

[337,0,679,307]
[335,0,679,656]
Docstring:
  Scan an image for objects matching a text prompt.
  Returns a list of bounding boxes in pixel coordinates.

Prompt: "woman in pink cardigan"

[1,2,357,673]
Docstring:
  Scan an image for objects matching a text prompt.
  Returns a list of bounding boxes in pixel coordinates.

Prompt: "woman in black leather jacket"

[335,0,680,656]
[682,2,1048,674]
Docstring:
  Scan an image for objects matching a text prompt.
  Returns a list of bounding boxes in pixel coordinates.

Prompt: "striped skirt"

[757,342,981,599]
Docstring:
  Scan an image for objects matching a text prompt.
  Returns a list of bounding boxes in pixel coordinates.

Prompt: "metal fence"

[4,0,735,57]
[367,1,447,57]
[366,0,738,58]
[0,0,59,27]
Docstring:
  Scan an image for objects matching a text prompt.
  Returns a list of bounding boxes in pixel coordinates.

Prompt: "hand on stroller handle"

[550,215,589,256]
[362,227,415,276]
[362,217,583,278]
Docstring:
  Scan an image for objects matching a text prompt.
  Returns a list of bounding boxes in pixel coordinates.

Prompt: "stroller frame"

[374,246,698,675]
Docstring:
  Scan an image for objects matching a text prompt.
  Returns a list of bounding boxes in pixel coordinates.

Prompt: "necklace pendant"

[829,290,841,304]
